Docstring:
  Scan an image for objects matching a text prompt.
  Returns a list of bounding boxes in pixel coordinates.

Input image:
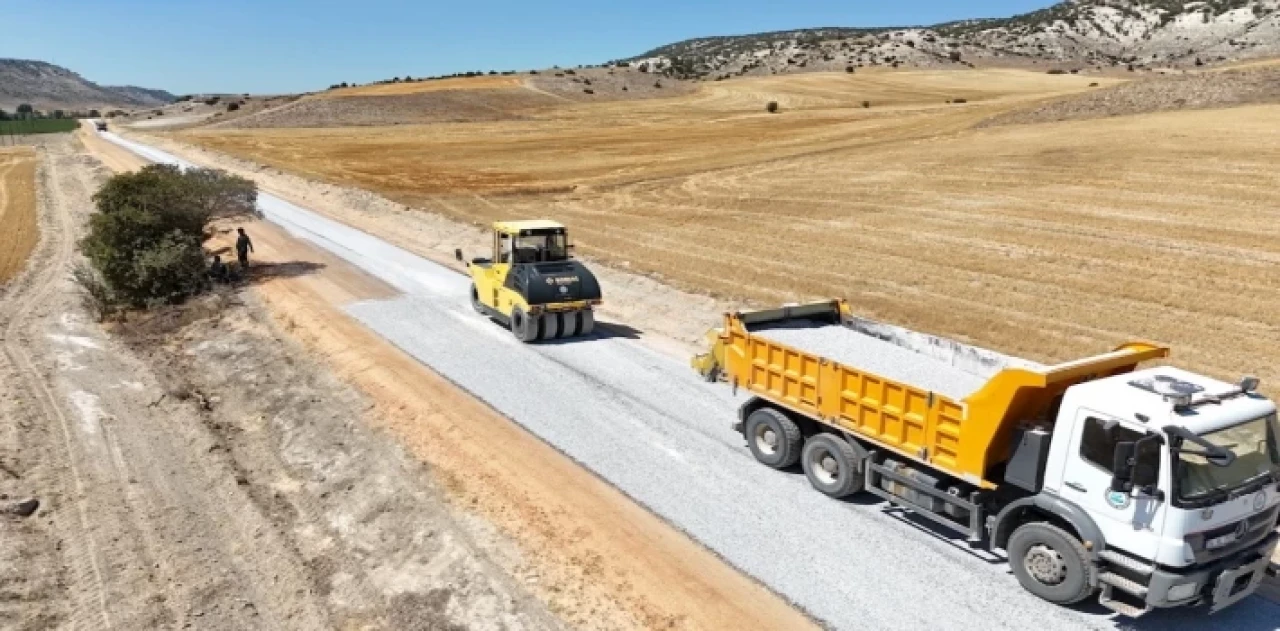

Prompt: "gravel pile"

[757,324,989,400]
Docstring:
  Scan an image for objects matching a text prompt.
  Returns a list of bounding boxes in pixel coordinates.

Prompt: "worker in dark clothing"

[208,255,229,283]
[235,227,254,270]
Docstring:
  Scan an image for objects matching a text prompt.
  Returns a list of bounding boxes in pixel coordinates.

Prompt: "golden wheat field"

[0,147,38,284]
[180,68,1280,388]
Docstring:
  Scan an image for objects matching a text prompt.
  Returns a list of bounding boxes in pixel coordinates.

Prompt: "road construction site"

[91,126,1280,630]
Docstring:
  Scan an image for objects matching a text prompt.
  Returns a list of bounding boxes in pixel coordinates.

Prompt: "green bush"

[78,164,258,313]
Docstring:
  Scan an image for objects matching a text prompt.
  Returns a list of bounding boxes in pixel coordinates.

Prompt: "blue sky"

[3,1,1052,95]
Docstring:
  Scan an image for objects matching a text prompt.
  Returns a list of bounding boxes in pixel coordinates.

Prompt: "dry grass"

[0,147,38,284]
[179,68,1280,388]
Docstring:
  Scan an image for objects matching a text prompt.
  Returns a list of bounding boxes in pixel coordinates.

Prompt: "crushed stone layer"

[756,324,989,400]
[98,130,1280,631]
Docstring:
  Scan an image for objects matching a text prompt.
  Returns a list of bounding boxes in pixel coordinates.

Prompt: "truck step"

[1099,572,1149,597]
[1098,550,1154,576]
[1098,584,1151,618]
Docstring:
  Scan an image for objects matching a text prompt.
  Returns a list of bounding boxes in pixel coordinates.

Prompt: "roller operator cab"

[457,220,602,342]
[698,301,1280,617]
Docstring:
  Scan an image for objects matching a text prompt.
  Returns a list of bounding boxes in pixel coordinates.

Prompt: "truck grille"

[1187,505,1279,564]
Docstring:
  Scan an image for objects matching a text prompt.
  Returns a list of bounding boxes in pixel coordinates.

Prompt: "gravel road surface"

[98,131,1280,631]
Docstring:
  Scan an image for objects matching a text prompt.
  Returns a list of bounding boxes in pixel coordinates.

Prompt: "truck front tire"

[745,408,802,469]
[801,433,864,498]
[1007,522,1095,605]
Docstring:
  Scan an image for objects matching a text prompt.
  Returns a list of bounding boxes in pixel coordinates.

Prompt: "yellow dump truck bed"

[710,301,1169,488]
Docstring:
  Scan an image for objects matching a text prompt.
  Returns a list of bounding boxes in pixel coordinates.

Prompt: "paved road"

[100,131,1280,631]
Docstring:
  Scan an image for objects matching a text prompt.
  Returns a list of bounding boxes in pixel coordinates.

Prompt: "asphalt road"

[99,131,1280,631]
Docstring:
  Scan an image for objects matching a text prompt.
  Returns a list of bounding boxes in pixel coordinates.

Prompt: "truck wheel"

[1007,522,1095,605]
[801,433,864,498]
[511,307,537,343]
[745,408,802,469]
[470,284,484,313]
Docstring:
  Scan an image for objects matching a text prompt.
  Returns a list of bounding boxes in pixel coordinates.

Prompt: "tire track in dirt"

[0,142,112,629]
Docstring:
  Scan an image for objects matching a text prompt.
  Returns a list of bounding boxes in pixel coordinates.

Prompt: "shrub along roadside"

[76,164,258,318]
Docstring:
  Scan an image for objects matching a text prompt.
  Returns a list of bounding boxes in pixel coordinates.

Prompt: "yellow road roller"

[456,220,601,342]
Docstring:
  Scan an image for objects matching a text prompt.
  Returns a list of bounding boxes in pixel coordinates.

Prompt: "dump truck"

[456,220,601,342]
[694,300,1279,616]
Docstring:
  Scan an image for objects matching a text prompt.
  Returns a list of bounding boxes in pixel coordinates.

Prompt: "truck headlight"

[1167,581,1199,602]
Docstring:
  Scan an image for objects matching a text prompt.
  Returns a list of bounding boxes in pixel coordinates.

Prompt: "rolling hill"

[0,59,175,113]
[621,0,1280,79]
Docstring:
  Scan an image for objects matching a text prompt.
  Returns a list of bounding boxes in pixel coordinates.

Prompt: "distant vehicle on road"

[95,120,108,131]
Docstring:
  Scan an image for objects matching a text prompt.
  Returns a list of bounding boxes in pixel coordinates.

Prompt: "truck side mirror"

[1131,434,1161,490]
[1110,441,1135,493]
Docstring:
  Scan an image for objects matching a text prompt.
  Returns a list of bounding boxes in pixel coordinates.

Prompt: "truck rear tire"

[511,307,537,343]
[745,408,802,469]
[1007,522,1095,605]
[801,433,864,498]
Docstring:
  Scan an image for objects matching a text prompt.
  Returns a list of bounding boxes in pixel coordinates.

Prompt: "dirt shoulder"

[82,127,818,629]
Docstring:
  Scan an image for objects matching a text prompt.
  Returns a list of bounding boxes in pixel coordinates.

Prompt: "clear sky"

[2,0,1053,95]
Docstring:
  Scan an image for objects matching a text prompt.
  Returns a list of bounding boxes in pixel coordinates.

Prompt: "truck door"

[1058,410,1167,559]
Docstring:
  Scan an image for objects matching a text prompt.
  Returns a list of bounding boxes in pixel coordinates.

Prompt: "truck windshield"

[1175,413,1280,504]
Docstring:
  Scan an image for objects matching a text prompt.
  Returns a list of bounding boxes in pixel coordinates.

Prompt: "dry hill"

[0,59,174,112]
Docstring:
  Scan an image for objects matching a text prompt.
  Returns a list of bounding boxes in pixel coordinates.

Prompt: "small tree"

[227,102,240,111]
[17,103,33,117]
[79,164,258,310]
[88,109,101,118]
[846,66,855,73]
[766,101,779,113]
[949,51,962,62]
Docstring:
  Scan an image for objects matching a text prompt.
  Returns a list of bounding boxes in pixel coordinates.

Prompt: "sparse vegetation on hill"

[0,58,173,112]
[617,1,1280,79]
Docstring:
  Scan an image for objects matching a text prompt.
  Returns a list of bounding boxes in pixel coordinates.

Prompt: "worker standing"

[235,227,254,270]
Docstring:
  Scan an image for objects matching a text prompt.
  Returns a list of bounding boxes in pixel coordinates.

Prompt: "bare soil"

[0,133,567,630]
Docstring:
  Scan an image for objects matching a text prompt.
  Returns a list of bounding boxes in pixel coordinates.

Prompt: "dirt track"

[79,126,818,629]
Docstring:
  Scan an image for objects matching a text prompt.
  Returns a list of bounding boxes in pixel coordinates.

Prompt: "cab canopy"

[494,220,565,236]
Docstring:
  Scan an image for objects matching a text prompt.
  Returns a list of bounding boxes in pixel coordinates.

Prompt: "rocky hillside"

[622,1,1280,79]
[0,59,175,112]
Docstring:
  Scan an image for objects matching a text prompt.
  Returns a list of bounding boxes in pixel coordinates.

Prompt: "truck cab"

[1035,367,1279,613]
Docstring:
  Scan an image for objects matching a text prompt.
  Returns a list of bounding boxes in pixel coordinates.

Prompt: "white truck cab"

[1041,366,1279,614]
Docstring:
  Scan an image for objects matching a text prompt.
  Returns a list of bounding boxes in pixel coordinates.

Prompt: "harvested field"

[177,68,1280,393]
[0,147,38,284]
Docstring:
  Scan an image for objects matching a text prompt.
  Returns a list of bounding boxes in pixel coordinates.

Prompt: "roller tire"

[578,309,595,336]
[511,307,538,343]
[560,311,581,338]
[541,313,561,340]
[744,407,802,469]
[801,433,864,498]
[470,284,484,313]
[1007,522,1095,605]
